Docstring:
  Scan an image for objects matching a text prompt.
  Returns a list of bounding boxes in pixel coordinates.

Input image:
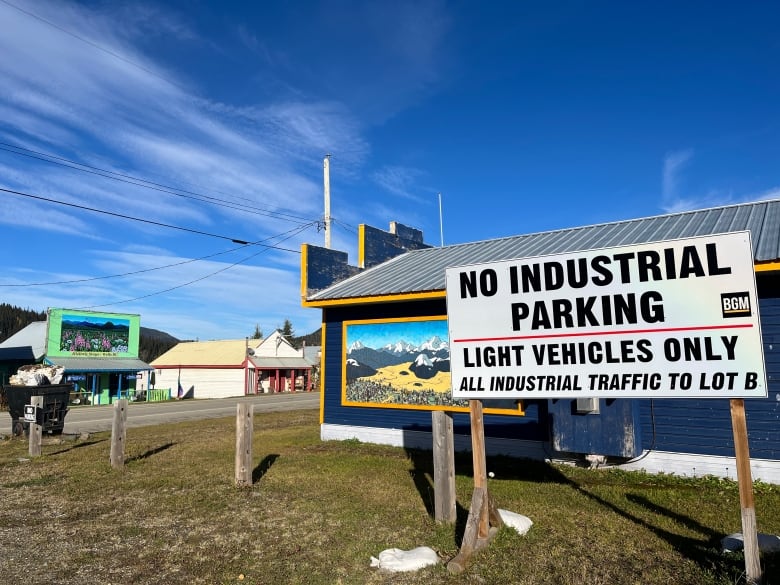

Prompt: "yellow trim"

[337,400,524,416]
[319,316,326,425]
[358,224,366,269]
[300,244,309,303]
[344,315,446,326]
[303,289,445,308]
[340,315,524,416]
[754,261,780,272]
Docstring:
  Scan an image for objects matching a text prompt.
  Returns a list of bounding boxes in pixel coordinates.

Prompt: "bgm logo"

[721,292,751,318]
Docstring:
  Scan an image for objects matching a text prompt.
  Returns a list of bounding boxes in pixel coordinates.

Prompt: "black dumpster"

[4,384,71,436]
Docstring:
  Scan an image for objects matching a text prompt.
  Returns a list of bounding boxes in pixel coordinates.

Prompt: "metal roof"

[0,321,47,361]
[152,339,249,367]
[45,356,153,372]
[308,199,780,302]
[249,356,312,369]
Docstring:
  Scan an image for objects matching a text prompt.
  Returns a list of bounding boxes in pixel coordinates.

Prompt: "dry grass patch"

[0,409,779,584]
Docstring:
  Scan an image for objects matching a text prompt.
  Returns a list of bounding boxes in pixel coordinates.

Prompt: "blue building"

[301,202,780,484]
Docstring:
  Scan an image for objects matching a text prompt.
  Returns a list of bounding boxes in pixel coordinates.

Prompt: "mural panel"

[343,316,523,415]
[47,308,140,358]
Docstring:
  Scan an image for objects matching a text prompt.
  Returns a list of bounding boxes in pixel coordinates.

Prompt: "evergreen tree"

[251,323,263,339]
[0,303,46,343]
[281,318,294,338]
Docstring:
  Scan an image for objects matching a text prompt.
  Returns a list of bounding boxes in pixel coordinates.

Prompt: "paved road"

[0,392,320,435]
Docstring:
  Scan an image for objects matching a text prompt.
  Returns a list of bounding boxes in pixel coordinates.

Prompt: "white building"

[150,331,315,399]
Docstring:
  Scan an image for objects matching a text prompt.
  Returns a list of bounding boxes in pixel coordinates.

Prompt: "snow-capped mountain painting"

[344,318,464,408]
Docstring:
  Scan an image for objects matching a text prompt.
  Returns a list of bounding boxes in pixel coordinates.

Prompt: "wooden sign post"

[432,410,456,524]
[447,400,502,574]
[28,395,43,457]
[730,398,761,584]
[235,403,254,486]
[110,399,128,469]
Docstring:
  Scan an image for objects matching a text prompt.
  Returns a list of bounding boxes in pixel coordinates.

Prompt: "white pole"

[438,192,444,246]
[324,154,332,249]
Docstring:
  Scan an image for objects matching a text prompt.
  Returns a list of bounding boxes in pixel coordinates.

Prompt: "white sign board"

[23,404,36,422]
[446,232,767,399]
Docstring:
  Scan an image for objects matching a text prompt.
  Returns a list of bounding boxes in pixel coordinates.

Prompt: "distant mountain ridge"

[346,335,450,380]
[62,319,129,332]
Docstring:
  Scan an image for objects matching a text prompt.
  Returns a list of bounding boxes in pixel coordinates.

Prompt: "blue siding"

[322,301,546,441]
[638,297,780,459]
[322,294,780,460]
[549,399,642,457]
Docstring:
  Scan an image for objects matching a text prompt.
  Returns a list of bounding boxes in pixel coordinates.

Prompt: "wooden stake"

[235,403,254,486]
[447,400,502,574]
[433,410,456,523]
[470,400,489,538]
[730,398,762,584]
[110,399,127,469]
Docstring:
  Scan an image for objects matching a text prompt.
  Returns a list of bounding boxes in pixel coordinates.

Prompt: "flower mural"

[58,315,131,354]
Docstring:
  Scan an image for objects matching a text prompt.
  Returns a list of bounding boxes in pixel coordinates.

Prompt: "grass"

[1,409,779,584]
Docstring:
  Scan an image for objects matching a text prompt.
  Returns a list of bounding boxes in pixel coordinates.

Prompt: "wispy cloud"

[660,149,780,214]
[0,0,453,339]
[371,165,428,201]
[659,149,730,213]
[0,1,348,233]
[661,149,693,201]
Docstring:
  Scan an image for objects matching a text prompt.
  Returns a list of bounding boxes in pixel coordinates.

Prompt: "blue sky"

[0,0,778,341]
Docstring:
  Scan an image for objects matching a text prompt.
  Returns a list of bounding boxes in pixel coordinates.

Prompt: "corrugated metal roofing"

[308,200,780,302]
[45,356,153,372]
[152,335,312,368]
[250,356,311,369]
[152,339,249,367]
[0,321,47,360]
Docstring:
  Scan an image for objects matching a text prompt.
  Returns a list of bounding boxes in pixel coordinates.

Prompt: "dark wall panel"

[321,301,546,441]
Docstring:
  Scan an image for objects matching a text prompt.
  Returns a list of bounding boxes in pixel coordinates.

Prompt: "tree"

[281,319,294,338]
[251,323,263,339]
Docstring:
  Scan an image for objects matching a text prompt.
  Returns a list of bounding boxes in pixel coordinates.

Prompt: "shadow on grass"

[405,444,770,581]
[623,493,778,584]
[565,476,749,583]
[127,442,176,463]
[49,439,107,455]
[253,454,279,483]
[406,453,470,540]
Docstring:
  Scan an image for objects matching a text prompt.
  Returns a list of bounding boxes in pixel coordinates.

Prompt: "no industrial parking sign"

[446,231,767,399]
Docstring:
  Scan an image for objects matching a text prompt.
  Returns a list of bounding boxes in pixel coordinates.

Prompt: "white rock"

[498,509,533,535]
[370,546,439,572]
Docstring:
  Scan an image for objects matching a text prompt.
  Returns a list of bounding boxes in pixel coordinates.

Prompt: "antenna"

[323,154,332,249]
[438,192,444,246]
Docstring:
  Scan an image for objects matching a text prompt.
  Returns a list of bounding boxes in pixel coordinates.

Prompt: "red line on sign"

[452,323,754,344]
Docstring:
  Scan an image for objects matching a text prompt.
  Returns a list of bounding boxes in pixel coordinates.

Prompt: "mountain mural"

[346,335,450,381]
[346,358,377,379]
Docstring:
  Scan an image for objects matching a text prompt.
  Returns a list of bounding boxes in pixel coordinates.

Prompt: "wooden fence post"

[235,403,254,486]
[730,398,762,584]
[28,395,43,457]
[447,400,502,574]
[110,399,128,469]
[433,410,456,523]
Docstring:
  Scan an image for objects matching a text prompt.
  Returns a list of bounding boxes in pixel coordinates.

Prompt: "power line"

[332,218,358,234]
[76,223,312,310]
[0,185,255,244]
[0,142,315,224]
[0,222,314,288]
